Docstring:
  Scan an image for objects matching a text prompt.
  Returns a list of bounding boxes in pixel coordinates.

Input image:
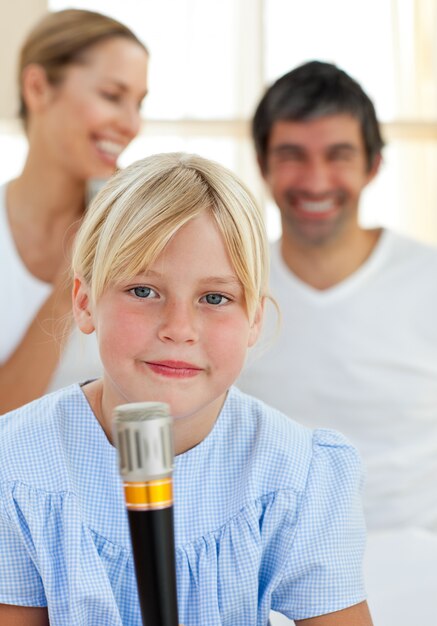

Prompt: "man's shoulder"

[384,228,437,257]
[381,229,437,276]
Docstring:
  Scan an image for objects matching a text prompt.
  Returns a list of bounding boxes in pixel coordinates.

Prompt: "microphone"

[113,402,179,626]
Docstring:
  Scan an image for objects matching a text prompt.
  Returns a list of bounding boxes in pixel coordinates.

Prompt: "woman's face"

[36,36,148,181]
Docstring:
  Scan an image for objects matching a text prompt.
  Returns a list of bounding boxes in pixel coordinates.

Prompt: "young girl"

[0,153,373,625]
[0,9,148,412]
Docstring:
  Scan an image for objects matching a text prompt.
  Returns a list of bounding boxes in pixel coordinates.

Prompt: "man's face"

[263,114,379,248]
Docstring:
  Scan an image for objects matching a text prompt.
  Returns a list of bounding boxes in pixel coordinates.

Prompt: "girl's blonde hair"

[72,152,269,321]
[18,8,147,126]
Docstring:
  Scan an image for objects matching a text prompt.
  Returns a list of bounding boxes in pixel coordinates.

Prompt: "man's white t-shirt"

[238,231,437,531]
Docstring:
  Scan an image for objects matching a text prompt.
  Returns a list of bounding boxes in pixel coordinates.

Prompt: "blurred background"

[1,0,436,243]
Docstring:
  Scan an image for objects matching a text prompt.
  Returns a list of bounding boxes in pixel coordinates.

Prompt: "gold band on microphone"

[124,478,173,511]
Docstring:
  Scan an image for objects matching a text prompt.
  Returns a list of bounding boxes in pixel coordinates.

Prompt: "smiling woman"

[0,9,149,413]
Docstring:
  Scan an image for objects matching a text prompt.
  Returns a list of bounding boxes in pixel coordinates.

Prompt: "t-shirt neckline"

[272,229,393,303]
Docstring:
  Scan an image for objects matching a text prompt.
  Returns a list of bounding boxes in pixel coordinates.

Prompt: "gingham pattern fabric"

[0,384,366,625]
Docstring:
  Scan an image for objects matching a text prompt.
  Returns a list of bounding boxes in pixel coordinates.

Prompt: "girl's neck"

[82,378,224,456]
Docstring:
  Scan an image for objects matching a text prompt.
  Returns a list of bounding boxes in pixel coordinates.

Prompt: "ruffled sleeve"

[271,429,367,620]
[0,482,46,606]
[0,482,130,625]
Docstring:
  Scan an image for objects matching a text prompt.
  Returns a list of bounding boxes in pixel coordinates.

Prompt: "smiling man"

[254,61,383,291]
[238,61,437,537]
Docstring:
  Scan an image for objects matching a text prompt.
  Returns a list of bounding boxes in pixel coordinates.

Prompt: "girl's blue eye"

[132,286,152,298]
[204,293,228,305]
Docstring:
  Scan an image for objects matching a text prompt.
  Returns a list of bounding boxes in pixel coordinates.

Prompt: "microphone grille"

[114,402,170,422]
[113,402,174,480]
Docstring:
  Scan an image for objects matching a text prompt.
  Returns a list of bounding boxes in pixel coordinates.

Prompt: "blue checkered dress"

[0,384,366,625]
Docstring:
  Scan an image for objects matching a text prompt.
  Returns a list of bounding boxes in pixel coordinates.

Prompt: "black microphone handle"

[113,402,179,626]
[128,506,178,626]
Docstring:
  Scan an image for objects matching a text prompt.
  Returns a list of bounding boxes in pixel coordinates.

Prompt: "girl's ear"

[248,298,265,347]
[72,276,95,335]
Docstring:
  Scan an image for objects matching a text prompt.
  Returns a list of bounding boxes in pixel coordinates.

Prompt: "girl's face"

[74,213,263,437]
[34,36,148,180]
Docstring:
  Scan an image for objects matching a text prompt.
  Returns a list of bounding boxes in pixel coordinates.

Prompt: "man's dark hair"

[253,60,384,172]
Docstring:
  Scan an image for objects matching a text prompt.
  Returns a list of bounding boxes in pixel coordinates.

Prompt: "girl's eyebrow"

[198,276,241,286]
[139,270,241,286]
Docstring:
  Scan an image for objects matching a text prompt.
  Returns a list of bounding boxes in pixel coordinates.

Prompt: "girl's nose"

[158,302,199,344]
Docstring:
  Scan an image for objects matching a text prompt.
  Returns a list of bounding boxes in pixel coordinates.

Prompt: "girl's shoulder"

[174,387,365,582]
[221,386,363,496]
[0,384,92,489]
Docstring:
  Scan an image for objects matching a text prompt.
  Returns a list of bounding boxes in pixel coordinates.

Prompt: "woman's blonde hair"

[72,152,269,321]
[18,8,147,126]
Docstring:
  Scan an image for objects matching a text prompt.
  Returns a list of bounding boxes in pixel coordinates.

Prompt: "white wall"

[0,0,47,119]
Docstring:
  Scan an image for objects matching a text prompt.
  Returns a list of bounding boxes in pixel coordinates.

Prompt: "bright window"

[2,0,436,243]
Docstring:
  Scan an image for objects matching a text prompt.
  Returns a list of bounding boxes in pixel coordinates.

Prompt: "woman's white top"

[0,183,101,391]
